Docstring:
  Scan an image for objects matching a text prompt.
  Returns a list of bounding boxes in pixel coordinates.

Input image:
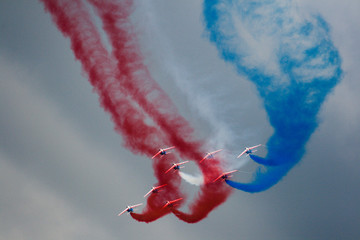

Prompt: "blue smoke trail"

[203,0,342,192]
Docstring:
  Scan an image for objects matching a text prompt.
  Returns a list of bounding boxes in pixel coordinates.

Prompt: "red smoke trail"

[87,0,204,161]
[88,0,233,223]
[41,0,232,223]
[40,0,182,222]
[40,0,164,155]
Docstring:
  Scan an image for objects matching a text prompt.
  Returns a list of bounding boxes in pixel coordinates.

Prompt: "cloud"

[0,55,146,238]
[0,154,116,240]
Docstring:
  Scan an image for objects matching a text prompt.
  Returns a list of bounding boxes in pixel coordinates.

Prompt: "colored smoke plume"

[203,0,342,192]
[41,0,232,223]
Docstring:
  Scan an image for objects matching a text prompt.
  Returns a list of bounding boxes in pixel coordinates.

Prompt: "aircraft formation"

[118,144,262,216]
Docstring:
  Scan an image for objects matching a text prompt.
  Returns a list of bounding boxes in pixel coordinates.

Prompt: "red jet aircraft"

[151,146,175,159]
[143,184,167,198]
[237,144,262,158]
[212,170,238,182]
[200,149,223,163]
[164,161,189,174]
[162,198,183,209]
[117,203,142,216]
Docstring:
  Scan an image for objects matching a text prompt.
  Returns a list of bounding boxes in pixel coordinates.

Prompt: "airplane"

[152,146,175,159]
[237,144,262,158]
[117,203,142,216]
[162,198,183,209]
[212,170,238,182]
[144,184,168,198]
[164,161,189,174]
[200,149,223,163]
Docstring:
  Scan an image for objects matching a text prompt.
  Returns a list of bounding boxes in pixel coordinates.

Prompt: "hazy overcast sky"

[1,0,359,239]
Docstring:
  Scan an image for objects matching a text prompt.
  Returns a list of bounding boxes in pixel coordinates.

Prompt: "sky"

[0,0,360,239]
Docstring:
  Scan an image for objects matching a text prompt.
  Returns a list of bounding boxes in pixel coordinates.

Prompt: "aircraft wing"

[249,144,261,150]
[200,153,211,163]
[163,146,175,151]
[117,208,129,216]
[151,151,161,159]
[164,165,175,174]
[144,189,153,198]
[237,149,247,158]
[224,170,238,175]
[177,161,189,166]
[212,174,225,183]
[210,149,223,155]
[155,184,167,190]
[130,203,143,209]
[169,198,183,204]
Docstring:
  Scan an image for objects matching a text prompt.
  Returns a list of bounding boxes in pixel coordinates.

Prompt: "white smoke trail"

[133,1,269,169]
[179,172,204,186]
